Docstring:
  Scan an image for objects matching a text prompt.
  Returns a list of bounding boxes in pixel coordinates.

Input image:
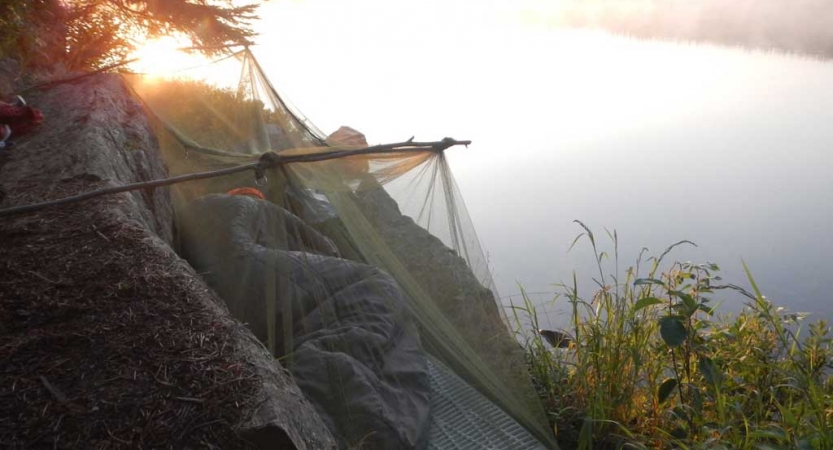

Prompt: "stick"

[0,138,470,218]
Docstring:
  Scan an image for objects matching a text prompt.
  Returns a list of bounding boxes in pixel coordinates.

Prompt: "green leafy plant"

[513,222,833,449]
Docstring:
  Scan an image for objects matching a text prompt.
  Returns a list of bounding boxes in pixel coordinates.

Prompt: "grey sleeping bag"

[178,194,431,449]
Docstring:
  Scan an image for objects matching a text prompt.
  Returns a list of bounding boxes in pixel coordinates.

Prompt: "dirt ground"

[0,72,333,449]
[0,203,260,449]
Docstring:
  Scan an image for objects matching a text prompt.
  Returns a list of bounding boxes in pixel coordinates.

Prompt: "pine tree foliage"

[0,0,260,69]
[107,1,259,51]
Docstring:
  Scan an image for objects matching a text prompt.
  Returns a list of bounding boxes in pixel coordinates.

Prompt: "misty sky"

[536,0,833,59]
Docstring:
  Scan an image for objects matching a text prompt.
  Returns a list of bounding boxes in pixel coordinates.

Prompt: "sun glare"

[129,36,207,78]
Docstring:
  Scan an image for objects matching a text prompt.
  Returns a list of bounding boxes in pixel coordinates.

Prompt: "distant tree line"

[0,0,259,70]
[554,0,833,59]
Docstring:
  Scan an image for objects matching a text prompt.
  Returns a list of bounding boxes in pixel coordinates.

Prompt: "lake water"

[443,34,833,329]
[254,3,833,329]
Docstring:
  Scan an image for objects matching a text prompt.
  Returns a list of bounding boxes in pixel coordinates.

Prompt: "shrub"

[513,221,833,449]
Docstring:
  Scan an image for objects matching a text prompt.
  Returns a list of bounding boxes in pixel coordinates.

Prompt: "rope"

[0,138,470,218]
[19,59,139,94]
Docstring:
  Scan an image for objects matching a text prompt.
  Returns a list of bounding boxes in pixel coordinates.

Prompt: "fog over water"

[542,0,833,59]
[254,1,833,329]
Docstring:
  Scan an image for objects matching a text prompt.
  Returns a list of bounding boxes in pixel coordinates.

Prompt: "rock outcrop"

[0,72,334,449]
[350,182,546,430]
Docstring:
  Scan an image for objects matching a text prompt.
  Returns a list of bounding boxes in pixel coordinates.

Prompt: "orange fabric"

[226,187,265,200]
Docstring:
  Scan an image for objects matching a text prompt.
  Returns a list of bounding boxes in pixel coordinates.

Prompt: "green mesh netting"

[123,48,557,450]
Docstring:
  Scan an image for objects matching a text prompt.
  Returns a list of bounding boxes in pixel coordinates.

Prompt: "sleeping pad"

[178,194,431,449]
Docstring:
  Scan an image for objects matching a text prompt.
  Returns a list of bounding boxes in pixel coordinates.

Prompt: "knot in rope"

[434,137,463,152]
[254,151,281,182]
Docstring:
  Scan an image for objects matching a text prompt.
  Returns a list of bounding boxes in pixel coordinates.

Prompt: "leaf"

[672,304,691,313]
[797,436,820,450]
[742,260,766,304]
[656,240,698,266]
[657,378,678,404]
[634,297,664,312]
[669,290,695,305]
[669,290,698,317]
[698,304,715,316]
[578,417,594,448]
[749,426,787,441]
[670,427,688,439]
[698,357,723,386]
[568,232,586,252]
[778,403,797,425]
[634,278,665,286]
[672,405,690,423]
[659,316,687,347]
[754,444,786,450]
[687,383,703,412]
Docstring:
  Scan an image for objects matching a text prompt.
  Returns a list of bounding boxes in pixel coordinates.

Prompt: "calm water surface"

[453,34,833,327]
[256,8,833,328]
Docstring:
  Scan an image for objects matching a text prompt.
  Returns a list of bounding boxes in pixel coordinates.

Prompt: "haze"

[251,0,833,328]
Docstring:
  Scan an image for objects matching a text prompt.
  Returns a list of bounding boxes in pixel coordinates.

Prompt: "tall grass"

[512,222,833,449]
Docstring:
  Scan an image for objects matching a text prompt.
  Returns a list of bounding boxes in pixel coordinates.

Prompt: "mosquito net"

[123,49,556,450]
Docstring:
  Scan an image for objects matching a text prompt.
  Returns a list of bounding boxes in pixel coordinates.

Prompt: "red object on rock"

[0,103,43,136]
[226,187,265,200]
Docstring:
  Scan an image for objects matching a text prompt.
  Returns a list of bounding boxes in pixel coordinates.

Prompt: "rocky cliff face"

[0,60,20,99]
[0,71,334,449]
[351,183,545,430]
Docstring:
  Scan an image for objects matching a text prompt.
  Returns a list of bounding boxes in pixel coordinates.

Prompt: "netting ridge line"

[125,50,245,77]
[20,58,139,94]
[24,46,247,94]
[246,49,329,144]
[0,139,470,218]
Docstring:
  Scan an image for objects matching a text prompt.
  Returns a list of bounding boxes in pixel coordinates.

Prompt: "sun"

[128,36,207,77]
